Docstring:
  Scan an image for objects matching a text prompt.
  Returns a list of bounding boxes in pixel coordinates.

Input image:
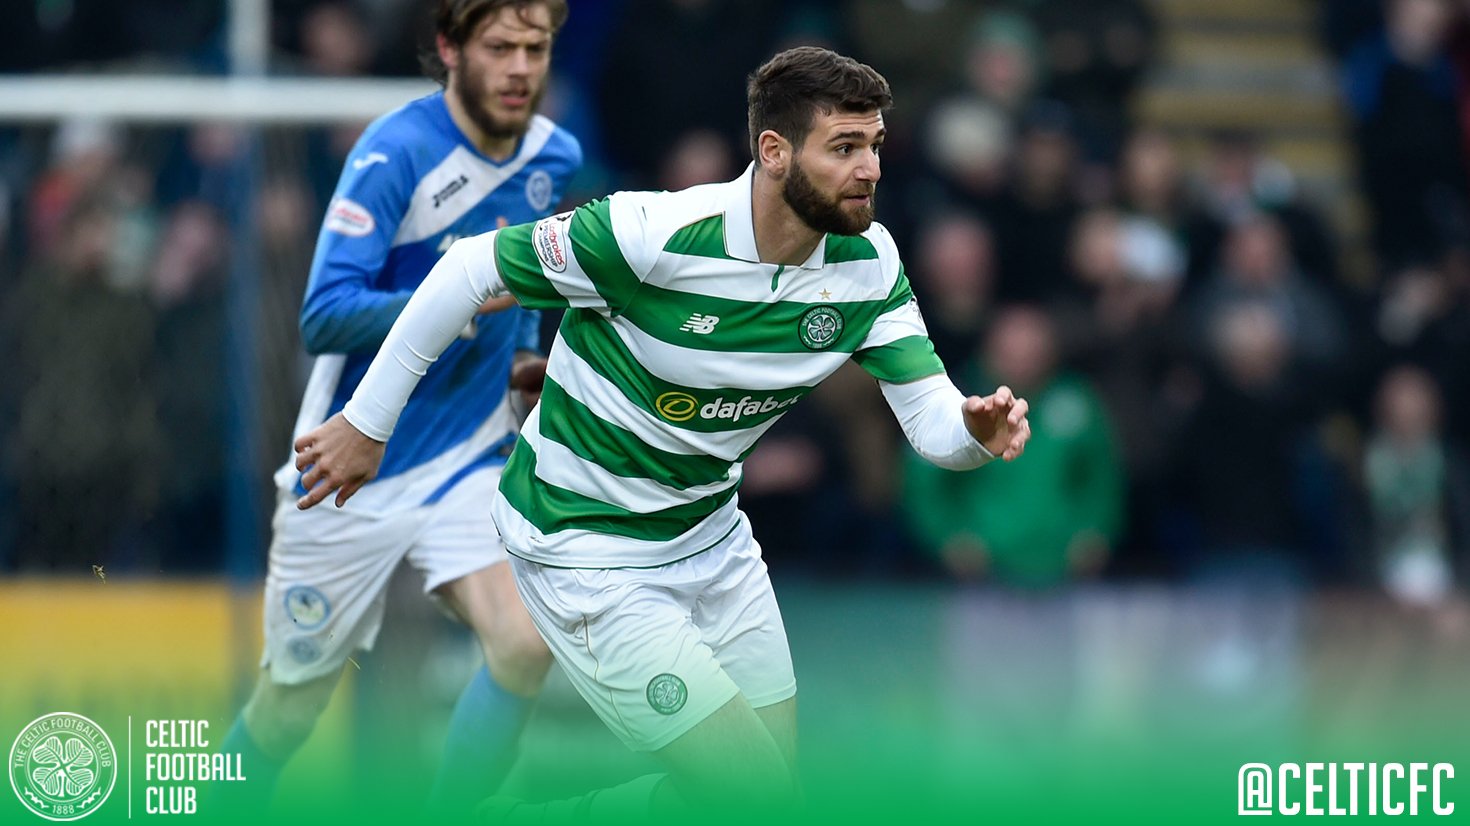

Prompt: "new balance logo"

[680,314,720,335]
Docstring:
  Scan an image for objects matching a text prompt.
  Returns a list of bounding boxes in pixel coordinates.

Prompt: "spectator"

[1362,365,1470,623]
[1189,213,1348,394]
[1371,259,1470,443]
[991,101,1084,304]
[1169,303,1323,580]
[902,306,1124,588]
[1028,0,1157,162]
[1342,0,1470,268]
[908,212,998,369]
[1059,207,1187,575]
[147,201,228,572]
[3,196,160,571]
[1186,130,1341,294]
[658,128,738,191]
[1116,127,1189,231]
[596,0,779,186]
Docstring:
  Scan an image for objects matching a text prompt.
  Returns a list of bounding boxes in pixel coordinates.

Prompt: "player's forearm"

[341,232,507,441]
[299,286,413,355]
[880,374,995,471]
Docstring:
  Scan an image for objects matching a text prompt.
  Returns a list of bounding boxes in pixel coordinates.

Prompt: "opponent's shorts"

[261,466,505,684]
[508,512,797,752]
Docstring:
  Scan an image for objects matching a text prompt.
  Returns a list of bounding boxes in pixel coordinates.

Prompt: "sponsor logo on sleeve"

[532,212,572,273]
[324,197,375,237]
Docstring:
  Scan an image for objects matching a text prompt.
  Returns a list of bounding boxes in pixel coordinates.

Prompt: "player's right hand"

[293,412,386,510]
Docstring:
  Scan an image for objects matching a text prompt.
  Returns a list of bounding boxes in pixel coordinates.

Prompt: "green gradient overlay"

[3,580,1466,824]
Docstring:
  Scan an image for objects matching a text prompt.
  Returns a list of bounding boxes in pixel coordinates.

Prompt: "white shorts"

[508,513,797,752]
[261,466,506,684]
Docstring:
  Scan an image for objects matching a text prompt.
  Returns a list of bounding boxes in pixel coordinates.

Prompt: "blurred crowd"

[1,0,1468,622]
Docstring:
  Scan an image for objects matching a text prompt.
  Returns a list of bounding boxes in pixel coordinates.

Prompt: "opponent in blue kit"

[217,0,578,816]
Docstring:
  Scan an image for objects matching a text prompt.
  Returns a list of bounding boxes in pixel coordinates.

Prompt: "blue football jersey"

[279,92,581,510]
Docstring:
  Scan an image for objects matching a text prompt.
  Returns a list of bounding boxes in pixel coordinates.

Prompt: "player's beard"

[781,156,876,237]
[452,50,543,141]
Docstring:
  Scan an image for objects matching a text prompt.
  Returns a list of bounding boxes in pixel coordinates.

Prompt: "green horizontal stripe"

[538,377,737,490]
[620,282,888,354]
[500,440,739,542]
[559,309,813,433]
[853,334,945,383]
[663,213,731,260]
[497,223,567,309]
[823,233,879,263]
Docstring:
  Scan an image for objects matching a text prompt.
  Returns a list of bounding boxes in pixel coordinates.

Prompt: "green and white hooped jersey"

[489,164,944,568]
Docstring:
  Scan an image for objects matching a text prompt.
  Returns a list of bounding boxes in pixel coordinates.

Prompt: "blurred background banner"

[2,0,1468,823]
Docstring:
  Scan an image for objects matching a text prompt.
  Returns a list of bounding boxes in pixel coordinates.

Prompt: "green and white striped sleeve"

[850,267,946,384]
[494,193,652,313]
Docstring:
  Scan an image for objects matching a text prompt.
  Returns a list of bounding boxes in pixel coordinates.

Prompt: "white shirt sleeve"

[340,232,507,441]
[879,373,996,471]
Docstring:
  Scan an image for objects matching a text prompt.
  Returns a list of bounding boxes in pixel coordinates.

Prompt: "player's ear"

[436,33,460,73]
[758,130,790,176]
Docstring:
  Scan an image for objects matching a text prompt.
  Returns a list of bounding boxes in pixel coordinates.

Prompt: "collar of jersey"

[432,91,532,168]
[722,163,827,271]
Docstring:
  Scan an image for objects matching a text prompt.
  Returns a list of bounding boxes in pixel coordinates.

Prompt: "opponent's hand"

[510,355,548,408]
[476,295,517,315]
[962,385,1031,461]
[293,412,386,509]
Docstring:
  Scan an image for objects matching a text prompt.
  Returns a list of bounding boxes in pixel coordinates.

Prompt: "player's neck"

[444,89,519,162]
[750,170,822,266]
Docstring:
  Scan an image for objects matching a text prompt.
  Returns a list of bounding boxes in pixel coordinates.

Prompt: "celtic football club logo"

[10,712,117,821]
[797,305,844,350]
[646,674,688,715]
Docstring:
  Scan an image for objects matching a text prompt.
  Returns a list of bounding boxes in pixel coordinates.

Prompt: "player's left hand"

[962,385,1031,461]
[510,354,548,408]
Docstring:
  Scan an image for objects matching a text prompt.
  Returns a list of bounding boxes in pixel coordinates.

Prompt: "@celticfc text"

[1239,762,1455,816]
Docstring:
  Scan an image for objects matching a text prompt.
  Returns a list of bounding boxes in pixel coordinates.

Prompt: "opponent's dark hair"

[746,46,893,163]
[420,0,569,86]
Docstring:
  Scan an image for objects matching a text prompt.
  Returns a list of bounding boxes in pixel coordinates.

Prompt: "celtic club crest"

[10,712,117,821]
[798,305,844,350]
[646,674,688,716]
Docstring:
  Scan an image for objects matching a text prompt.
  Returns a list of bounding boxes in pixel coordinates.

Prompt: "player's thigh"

[435,561,549,694]
[435,561,543,654]
[507,555,741,754]
[693,519,797,712]
[261,492,413,685]
[241,666,343,754]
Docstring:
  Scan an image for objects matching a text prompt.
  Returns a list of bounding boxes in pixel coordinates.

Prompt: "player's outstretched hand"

[293,412,386,509]
[962,385,1031,462]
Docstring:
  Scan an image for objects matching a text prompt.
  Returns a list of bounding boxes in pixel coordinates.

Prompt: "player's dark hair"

[746,46,893,164]
[420,0,569,86]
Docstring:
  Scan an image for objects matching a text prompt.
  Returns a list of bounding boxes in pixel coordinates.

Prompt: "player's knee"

[244,676,337,757]
[483,621,551,695]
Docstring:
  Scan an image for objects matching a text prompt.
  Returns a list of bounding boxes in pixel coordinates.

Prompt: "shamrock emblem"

[30,735,95,798]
